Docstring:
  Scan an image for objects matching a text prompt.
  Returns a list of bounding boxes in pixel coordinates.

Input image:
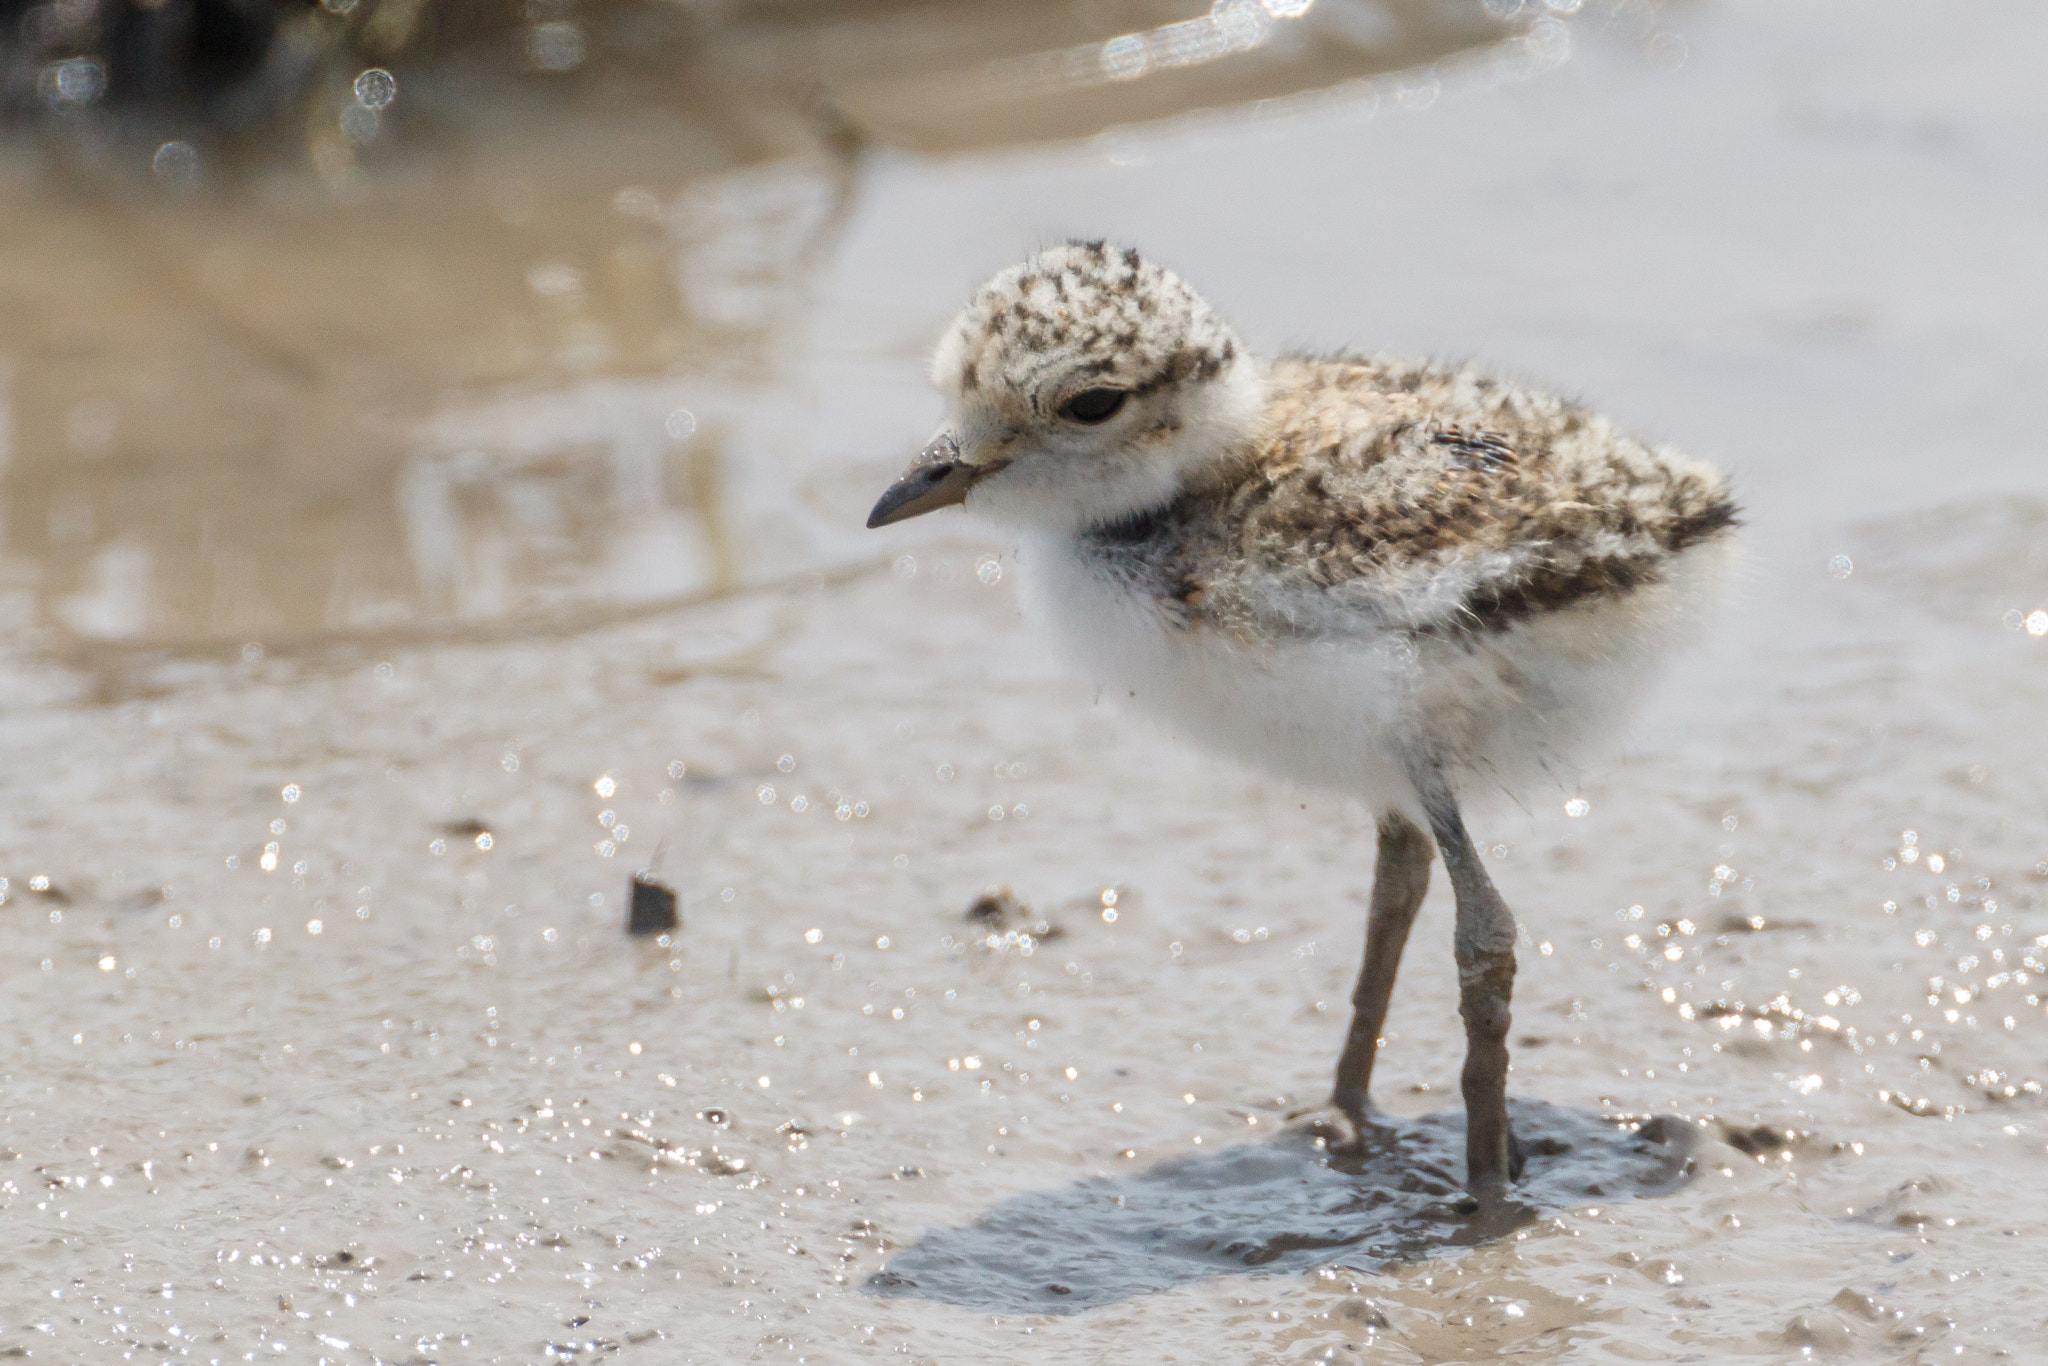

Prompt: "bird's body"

[868,243,1737,1200]
[1025,350,1737,820]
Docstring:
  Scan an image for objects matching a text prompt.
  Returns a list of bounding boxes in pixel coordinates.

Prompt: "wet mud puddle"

[873,1101,1697,1313]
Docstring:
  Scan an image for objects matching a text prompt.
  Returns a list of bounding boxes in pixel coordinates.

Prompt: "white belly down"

[1027,538,1730,816]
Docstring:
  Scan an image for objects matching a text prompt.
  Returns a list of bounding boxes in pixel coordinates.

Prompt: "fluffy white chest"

[1024,535,1423,807]
[1020,532,1713,813]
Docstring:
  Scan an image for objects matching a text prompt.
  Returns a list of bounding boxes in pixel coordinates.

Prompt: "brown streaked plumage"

[866,244,1738,1204]
[1078,352,1739,645]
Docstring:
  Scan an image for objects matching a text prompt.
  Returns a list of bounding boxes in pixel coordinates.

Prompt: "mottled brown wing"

[1221,415,1738,638]
[1410,427,1738,635]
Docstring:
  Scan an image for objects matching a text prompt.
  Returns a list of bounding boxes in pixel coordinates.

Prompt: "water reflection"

[0,127,862,658]
[781,0,1514,151]
[0,0,1526,671]
[400,382,726,622]
[869,1101,1695,1313]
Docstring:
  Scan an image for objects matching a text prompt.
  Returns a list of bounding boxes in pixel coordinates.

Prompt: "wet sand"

[4,2,2048,1362]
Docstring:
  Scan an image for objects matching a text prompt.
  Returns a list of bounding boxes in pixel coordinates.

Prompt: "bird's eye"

[1057,389,1128,424]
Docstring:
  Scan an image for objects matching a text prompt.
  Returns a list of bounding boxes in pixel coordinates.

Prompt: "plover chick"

[868,242,1737,1196]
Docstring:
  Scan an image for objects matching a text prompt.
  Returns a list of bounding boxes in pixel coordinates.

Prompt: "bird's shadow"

[866,1100,1695,1314]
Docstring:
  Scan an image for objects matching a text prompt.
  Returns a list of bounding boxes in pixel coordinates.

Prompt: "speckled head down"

[879,241,1265,534]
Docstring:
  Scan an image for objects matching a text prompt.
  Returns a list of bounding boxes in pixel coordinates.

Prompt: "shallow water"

[4,1,2048,1362]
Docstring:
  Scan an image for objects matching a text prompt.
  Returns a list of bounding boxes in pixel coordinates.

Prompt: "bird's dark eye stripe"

[1058,389,1128,424]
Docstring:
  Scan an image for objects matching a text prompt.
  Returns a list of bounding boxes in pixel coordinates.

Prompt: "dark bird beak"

[866,433,985,528]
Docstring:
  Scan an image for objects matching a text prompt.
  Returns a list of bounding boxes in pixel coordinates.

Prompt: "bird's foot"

[1283,1101,1363,1153]
[1450,1178,1537,1233]
[1451,1127,1531,1221]
[1285,1095,1395,1157]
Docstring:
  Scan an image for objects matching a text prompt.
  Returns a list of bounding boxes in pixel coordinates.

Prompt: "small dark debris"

[842,1219,893,1252]
[1883,1091,1944,1118]
[1716,913,1819,935]
[698,1108,729,1127]
[23,878,71,906]
[565,1316,590,1329]
[868,1271,915,1290]
[1722,1123,1794,1156]
[627,874,680,936]
[966,888,1027,924]
[121,885,170,912]
[333,1250,354,1264]
[964,887,1063,941]
[700,1151,747,1176]
[441,819,491,838]
[1045,1282,1073,1296]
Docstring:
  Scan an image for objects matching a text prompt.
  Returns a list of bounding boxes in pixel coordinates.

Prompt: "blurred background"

[0,0,1529,663]
[5,2,2048,1362]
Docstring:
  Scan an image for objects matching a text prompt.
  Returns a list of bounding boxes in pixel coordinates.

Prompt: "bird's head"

[867,242,1264,536]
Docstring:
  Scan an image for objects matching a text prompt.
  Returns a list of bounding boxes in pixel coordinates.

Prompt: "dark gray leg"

[1412,764,1519,1195]
[1330,810,1433,1125]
